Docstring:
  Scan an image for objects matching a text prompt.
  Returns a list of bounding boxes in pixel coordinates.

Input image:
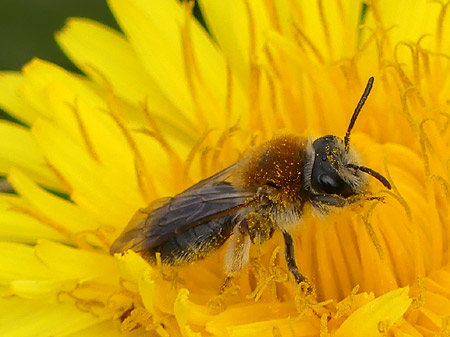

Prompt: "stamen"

[264,45,282,79]
[244,0,264,131]
[9,203,92,250]
[319,313,331,337]
[120,307,153,332]
[361,202,385,261]
[183,129,213,180]
[181,1,206,129]
[396,41,421,88]
[211,123,240,167]
[412,274,425,309]
[292,23,325,63]
[244,0,256,63]
[225,61,233,125]
[66,100,99,162]
[272,326,282,337]
[247,246,288,302]
[87,65,157,201]
[440,316,450,336]
[140,103,184,190]
[399,88,430,176]
[318,0,334,59]
[265,69,285,129]
[377,320,391,336]
[200,146,212,178]
[335,285,361,318]
[249,64,262,130]
[58,288,105,317]
[74,225,115,252]
[264,0,281,32]
[44,159,72,192]
[435,1,450,53]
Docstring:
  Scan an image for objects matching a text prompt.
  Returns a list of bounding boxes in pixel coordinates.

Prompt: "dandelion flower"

[1,0,450,336]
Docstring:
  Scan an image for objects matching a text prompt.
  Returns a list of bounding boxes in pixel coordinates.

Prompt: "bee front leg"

[282,231,308,285]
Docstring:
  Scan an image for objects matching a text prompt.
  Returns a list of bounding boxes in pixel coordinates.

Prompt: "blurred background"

[0,0,120,122]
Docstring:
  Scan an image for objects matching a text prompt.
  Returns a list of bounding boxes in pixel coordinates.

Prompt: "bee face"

[308,135,367,199]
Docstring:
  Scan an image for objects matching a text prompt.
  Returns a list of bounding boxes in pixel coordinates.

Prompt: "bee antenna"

[344,77,375,152]
[347,163,391,189]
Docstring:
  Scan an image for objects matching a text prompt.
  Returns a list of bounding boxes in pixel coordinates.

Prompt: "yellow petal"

[198,0,251,89]
[0,194,66,244]
[8,168,100,234]
[67,320,149,337]
[108,0,241,127]
[115,250,149,284]
[0,297,111,337]
[57,18,177,111]
[32,119,140,226]
[334,287,412,337]
[0,121,60,189]
[0,242,52,284]
[0,72,38,124]
[174,289,202,337]
[34,239,116,281]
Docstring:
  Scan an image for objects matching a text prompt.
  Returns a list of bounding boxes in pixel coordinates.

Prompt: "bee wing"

[110,164,255,254]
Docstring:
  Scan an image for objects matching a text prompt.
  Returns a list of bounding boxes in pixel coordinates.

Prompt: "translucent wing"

[110,164,255,254]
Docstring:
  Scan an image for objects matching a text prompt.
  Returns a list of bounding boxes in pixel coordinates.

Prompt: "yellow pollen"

[335,285,360,318]
[412,274,425,309]
[319,313,331,337]
[440,316,450,337]
[120,307,153,332]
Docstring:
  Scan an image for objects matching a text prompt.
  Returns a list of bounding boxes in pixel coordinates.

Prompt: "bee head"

[305,77,391,207]
[310,135,367,198]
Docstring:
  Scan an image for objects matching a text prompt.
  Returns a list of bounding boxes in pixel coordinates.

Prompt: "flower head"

[1,0,450,336]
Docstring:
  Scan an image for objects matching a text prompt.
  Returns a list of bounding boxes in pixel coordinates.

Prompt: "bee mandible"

[110,77,391,286]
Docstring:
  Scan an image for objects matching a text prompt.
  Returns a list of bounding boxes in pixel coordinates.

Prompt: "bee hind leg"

[224,222,252,281]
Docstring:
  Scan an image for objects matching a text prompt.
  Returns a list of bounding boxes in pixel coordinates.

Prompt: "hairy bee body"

[110,78,391,285]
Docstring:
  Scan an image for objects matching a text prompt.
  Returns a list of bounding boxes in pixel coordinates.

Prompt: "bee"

[110,77,391,286]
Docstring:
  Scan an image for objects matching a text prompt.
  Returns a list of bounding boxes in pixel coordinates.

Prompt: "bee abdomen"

[148,214,238,265]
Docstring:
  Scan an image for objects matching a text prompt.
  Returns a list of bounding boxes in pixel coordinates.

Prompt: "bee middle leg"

[282,231,308,285]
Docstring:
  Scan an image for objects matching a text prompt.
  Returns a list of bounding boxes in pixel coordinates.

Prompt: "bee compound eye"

[317,173,353,197]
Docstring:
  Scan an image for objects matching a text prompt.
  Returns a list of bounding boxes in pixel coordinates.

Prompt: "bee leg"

[224,221,252,279]
[220,276,235,292]
[282,231,308,285]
